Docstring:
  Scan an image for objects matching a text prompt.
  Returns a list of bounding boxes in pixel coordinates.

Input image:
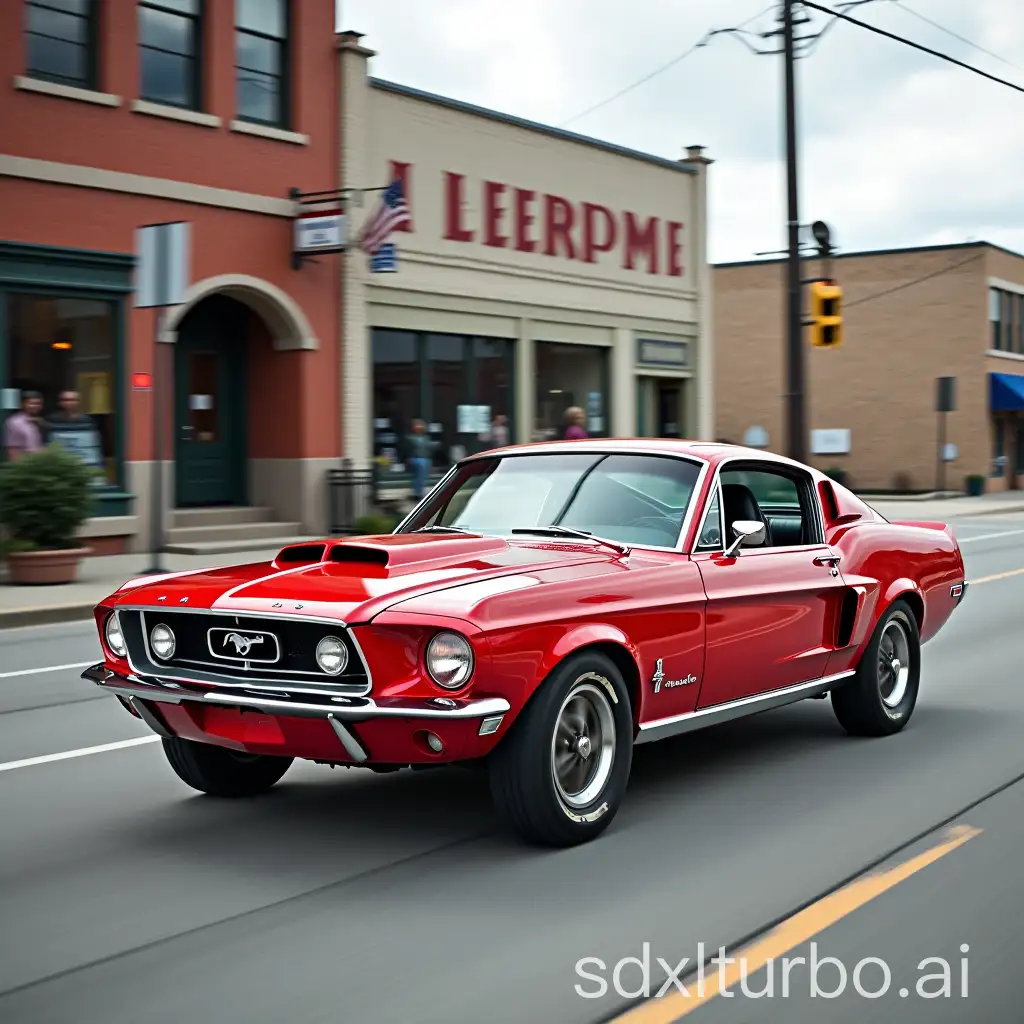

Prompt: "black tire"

[488,650,634,847]
[162,737,293,797]
[832,598,921,737]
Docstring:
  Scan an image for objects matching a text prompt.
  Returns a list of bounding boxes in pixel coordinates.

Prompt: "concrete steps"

[163,507,314,555]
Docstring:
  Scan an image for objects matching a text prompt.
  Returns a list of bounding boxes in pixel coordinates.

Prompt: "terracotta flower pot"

[6,547,92,585]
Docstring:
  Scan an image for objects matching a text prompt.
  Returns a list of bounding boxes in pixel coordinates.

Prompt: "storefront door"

[637,377,686,438]
[174,297,247,507]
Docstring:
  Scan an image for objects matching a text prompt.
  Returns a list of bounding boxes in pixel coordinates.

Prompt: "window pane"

[236,0,286,37]
[32,0,91,13]
[535,341,608,439]
[141,48,194,107]
[428,334,466,471]
[236,32,280,74]
[723,469,800,506]
[139,7,194,56]
[27,5,88,43]
[145,0,199,12]
[474,337,512,451]
[989,288,1001,321]
[236,67,281,124]
[372,330,418,470]
[698,489,722,548]
[5,294,117,484]
[27,34,86,84]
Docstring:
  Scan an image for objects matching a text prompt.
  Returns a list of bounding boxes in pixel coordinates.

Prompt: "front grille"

[117,609,370,696]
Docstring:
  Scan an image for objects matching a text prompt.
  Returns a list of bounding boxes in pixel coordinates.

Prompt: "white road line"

[0,660,95,680]
[958,528,1024,544]
[0,735,161,773]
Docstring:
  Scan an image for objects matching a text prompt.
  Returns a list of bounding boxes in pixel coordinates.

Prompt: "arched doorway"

[173,294,250,507]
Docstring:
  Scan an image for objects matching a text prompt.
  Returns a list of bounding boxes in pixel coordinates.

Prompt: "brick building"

[714,241,1024,493]
[0,0,341,553]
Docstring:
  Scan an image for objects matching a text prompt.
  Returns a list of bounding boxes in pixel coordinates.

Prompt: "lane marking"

[0,660,95,680]
[958,528,1024,543]
[970,566,1024,585]
[0,735,161,773]
[612,824,982,1021]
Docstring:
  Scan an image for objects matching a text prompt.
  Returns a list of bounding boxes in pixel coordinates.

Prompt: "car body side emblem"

[652,658,697,693]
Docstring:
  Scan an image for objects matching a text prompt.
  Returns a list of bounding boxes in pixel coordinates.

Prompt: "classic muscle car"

[84,440,967,846]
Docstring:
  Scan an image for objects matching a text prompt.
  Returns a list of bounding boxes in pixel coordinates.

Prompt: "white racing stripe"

[0,660,95,681]
[0,735,161,773]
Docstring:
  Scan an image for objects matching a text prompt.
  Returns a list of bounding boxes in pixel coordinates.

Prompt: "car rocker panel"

[84,440,968,847]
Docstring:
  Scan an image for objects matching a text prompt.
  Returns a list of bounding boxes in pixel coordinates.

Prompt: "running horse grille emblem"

[207,627,281,664]
[224,632,263,656]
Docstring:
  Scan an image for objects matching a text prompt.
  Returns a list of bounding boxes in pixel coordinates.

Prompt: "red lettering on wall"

[667,221,685,277]
[582,203,618,264]
[389,161,413,232]
[443,172,474,242]
[514,188,537,252]
[544,195,576,259]
[483,181,509,248]
[623,213,659,274]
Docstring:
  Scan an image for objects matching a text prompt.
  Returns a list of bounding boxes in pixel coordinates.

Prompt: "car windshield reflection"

[400,452,703,549]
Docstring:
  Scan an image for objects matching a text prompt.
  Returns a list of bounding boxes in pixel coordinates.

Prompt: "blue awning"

[990,372,1024,411]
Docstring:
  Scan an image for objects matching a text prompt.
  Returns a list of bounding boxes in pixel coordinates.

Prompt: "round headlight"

[425,631,474,690]
[316,636,349,675]
[105,612,126,658]
[150,623,175,661]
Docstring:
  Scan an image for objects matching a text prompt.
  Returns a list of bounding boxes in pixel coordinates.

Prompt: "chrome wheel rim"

[878,618,911,709]
[551,678,616,809]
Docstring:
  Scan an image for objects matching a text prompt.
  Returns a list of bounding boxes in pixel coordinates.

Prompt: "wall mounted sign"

[294,209,346,254]
[636,338,690,368]
[810,428,851,455]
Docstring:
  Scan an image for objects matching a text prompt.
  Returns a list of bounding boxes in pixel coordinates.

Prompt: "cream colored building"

[338,32,713,485]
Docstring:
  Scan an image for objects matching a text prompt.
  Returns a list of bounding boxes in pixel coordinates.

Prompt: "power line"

[891,1,1024,79]
[557,4,777,128]
[843,250,984,308]
[799,0,1024,96]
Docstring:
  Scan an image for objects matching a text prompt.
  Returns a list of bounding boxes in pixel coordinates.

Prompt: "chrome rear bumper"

[82,664,510,723]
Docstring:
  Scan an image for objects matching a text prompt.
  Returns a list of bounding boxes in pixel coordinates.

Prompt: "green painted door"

[174,297,248,507]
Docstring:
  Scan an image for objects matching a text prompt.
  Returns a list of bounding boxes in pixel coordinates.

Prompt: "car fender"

[535,623,641,707]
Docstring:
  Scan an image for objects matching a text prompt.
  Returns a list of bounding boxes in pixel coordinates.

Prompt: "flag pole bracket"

[288,183,390,271]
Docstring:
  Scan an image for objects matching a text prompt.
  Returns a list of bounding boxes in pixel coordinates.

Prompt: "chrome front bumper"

[83,664,511,736]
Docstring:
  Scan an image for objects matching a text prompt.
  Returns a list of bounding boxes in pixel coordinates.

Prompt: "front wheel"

[832,598,921,737]
[162,737,293,797]
[488,651,634,847]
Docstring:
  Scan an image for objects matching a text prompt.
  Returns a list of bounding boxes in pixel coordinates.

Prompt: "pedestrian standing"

[3,391,44,462]
[406,419,433,501]
[561,406,588,440]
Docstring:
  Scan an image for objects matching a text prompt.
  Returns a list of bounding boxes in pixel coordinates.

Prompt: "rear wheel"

[489,651,634,847]
[162,737,293,797]
[832,599,920,737]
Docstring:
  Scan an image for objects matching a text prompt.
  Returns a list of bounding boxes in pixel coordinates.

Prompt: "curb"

[0,602,97,631]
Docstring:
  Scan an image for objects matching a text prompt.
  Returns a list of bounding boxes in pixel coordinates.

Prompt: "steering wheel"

[623,516,679,540]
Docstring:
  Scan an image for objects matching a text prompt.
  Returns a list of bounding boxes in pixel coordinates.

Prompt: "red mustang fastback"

[84,440,967,846]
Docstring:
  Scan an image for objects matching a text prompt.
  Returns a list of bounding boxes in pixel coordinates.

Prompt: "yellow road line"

[970,566,1024,585]
[612,824,982,1021]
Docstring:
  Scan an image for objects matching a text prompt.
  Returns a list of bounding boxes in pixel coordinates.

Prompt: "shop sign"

[457,405,492,433]
[48,422,106,487]
[294,209,346,254]
[636,338,690,368]
[810,429,851,455]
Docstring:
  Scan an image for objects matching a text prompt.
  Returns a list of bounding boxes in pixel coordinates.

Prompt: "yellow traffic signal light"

[809,279,843,348]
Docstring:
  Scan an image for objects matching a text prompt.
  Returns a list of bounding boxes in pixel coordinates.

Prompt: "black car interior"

[703,467,819,550]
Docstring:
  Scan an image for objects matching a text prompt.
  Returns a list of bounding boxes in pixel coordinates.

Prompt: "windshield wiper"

[510,526,630,556]
[411,525,474,535]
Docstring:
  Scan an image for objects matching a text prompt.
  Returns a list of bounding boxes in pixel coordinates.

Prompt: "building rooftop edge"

[714,238,1024,269]
[368,77,699,176]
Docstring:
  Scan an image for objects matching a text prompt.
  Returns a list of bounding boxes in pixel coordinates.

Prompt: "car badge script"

[651,658,697,693]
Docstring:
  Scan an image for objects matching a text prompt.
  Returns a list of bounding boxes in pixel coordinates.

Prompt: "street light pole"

[782,0,806,463]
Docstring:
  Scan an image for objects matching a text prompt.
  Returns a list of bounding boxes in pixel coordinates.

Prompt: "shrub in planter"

[964,474,986,497]
[824,466,847,486]
[353,512,399,536]
[0,445,97,584]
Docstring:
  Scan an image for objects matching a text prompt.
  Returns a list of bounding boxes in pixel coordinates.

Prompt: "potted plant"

[824,466,847,486]
[964,474,986,497]
[0,445,96,584]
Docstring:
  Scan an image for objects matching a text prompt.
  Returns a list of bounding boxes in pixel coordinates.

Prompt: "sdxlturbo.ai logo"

[575,943,970,1001]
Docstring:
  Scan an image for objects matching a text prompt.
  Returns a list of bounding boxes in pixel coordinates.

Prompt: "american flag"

[359,179,411,253]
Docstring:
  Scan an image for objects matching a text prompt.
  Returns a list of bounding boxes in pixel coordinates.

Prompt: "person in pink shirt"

[3,391,44,462]
[562,406,588,440]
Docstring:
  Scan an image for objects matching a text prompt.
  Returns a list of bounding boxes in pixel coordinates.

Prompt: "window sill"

[987,349,1024,362]
[131,99,221,128]
[229,119,309,146]
[14,75,121,107]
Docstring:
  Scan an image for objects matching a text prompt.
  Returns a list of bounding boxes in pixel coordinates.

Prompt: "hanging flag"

[359,179,411,254]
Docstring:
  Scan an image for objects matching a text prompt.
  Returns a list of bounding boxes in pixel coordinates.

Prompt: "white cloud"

[338,0,1024,262]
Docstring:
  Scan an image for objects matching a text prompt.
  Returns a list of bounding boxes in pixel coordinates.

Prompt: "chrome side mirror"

[723,520,766,557]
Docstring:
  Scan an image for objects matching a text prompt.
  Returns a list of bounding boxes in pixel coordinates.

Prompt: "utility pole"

[782,0,806,463]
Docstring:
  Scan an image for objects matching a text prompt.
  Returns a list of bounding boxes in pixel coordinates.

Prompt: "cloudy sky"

[337,0,1024,264]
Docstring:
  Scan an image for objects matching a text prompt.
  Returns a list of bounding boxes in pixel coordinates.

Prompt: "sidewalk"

[0,546,287,630]
[860,490,1024,521]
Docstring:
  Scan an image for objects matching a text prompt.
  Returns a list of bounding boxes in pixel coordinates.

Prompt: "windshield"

[400,452,703,548]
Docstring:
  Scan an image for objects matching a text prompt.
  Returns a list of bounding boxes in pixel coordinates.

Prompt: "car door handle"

[813,555,841,567]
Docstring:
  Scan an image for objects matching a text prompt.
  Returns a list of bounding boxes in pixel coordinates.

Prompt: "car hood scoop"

[277,534,515,573]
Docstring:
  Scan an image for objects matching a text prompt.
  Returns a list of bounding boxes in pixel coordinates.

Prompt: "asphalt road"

[1,514,1023,1024]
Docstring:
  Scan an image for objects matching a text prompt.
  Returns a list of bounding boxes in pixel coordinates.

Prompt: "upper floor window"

[235,0,289,127]
[139,1,203,110]
[25,0,97,90]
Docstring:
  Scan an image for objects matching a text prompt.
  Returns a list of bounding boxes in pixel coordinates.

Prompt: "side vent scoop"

[273,543,328,568]
[328,546,390,567]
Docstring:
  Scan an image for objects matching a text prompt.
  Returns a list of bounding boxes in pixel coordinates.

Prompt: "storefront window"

[4,294,117,485]
[371,329,515,478]
[534,341,609,440]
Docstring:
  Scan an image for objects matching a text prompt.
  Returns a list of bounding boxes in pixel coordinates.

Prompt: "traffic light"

[808,279,844,348]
